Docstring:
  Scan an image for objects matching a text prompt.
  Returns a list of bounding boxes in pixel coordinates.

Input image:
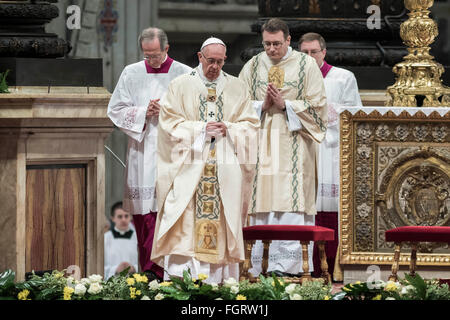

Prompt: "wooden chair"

[240,225,335,284]
[385,226,450,281]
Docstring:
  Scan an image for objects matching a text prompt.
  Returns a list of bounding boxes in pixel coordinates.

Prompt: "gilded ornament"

[386,0,450,107]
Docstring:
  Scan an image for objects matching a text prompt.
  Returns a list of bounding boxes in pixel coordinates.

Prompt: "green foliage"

[0,270,16,299]
[335,273,450,301]
[1,268,448,301]
[295,279,331,300]
[0,70,10,93]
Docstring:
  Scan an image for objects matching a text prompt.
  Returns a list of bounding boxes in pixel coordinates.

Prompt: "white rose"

[223,278,238,288]
[154,293,165,300]
[80,278,91,286]
[290,294,303,300]
[285,284,297,295]
[230,285,239,294]
[149,280,160,291]
[66,276,75,286]
[141,296,151,300]
[88,274,103,283]
[87,282,103,295]
[74,283,87,296]
[405,285,415,291]
[210,283,219,291]
[386,297,396,300]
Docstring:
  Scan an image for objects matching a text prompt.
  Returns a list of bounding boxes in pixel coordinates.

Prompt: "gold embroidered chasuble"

[239,50,328,215]
[151,69,260,266]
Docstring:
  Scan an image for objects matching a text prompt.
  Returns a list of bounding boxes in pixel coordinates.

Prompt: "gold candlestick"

[386,0,450,107]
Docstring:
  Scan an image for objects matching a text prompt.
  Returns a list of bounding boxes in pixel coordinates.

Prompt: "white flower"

[285,283,297,295]
[385,297,396,300]
[290,293,303,300]
[210,283,219,291]
[215,298,223,300]
[154,293,165,300]
[74,283,87,296]
[80,278,91,286]
[401,285,415,295]
[66,276,75,286]
[88,274,103,283]
[230,285,239,294]
[370,280,385,290]
[87,282,103,295]
[223,277,238,288]
[141,296,151,300]
[148,280,160,291]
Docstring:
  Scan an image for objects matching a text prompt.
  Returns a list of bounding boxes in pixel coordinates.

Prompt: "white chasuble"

[151,67,260,282]
[239,49,327,274]
[239,49,328,216]
[107,59,192,215]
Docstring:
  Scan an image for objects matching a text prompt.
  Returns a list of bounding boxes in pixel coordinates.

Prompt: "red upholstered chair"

[240,225,335,284]
[385,226,450,281]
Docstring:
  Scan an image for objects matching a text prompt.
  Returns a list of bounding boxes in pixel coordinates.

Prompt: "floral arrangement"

[1,268,449,301]
[0,268,331,301]
[333,273,450,300]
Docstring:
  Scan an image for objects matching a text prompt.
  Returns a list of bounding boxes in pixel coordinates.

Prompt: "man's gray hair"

[138,27,168,51]
[298,32,326,50]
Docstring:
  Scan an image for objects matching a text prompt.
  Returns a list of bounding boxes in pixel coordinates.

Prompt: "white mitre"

[201,37,226,50]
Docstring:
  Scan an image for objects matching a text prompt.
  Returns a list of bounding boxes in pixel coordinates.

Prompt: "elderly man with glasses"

[107,27,191,281]
[299,32,362,281]
[239,18,328,278]
[151,37,260,283]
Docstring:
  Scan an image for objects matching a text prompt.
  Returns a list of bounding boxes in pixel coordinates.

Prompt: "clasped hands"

[262,83,285,112]
[146,99,160,118]
[206,122,227,138]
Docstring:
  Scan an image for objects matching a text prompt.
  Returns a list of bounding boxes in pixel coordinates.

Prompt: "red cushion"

[243,225,334,241]
[385,226,450,243]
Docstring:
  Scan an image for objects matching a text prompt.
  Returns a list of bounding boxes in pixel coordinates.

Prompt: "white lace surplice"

[107,60,192,214]
[317,66,362,212]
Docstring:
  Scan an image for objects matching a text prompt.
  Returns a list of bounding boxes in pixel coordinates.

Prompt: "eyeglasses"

[201,52,225,66]
[262,41,284,49]
[300,49,324,55]
[143,53,163,61]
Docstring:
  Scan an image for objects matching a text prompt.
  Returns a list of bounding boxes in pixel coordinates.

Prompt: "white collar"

[281,46,293,61]
[196,63,223,84]
[114,226,130,235]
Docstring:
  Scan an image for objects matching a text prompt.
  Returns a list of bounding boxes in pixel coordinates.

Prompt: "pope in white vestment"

[107,28,191,278]
[151,38,260,283]
[239,19,328,276]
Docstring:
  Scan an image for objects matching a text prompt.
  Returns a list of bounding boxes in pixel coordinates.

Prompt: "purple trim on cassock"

[133,212,163,278]
[145,56,174,74]
[320,60,333,78]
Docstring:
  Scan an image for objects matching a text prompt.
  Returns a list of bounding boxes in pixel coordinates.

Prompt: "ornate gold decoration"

[339,109,450,266]
[377,158,450,227]
[386,0,450,107]
[196,220,218,252]
[268,66,284,89]
[207,88,216,102]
